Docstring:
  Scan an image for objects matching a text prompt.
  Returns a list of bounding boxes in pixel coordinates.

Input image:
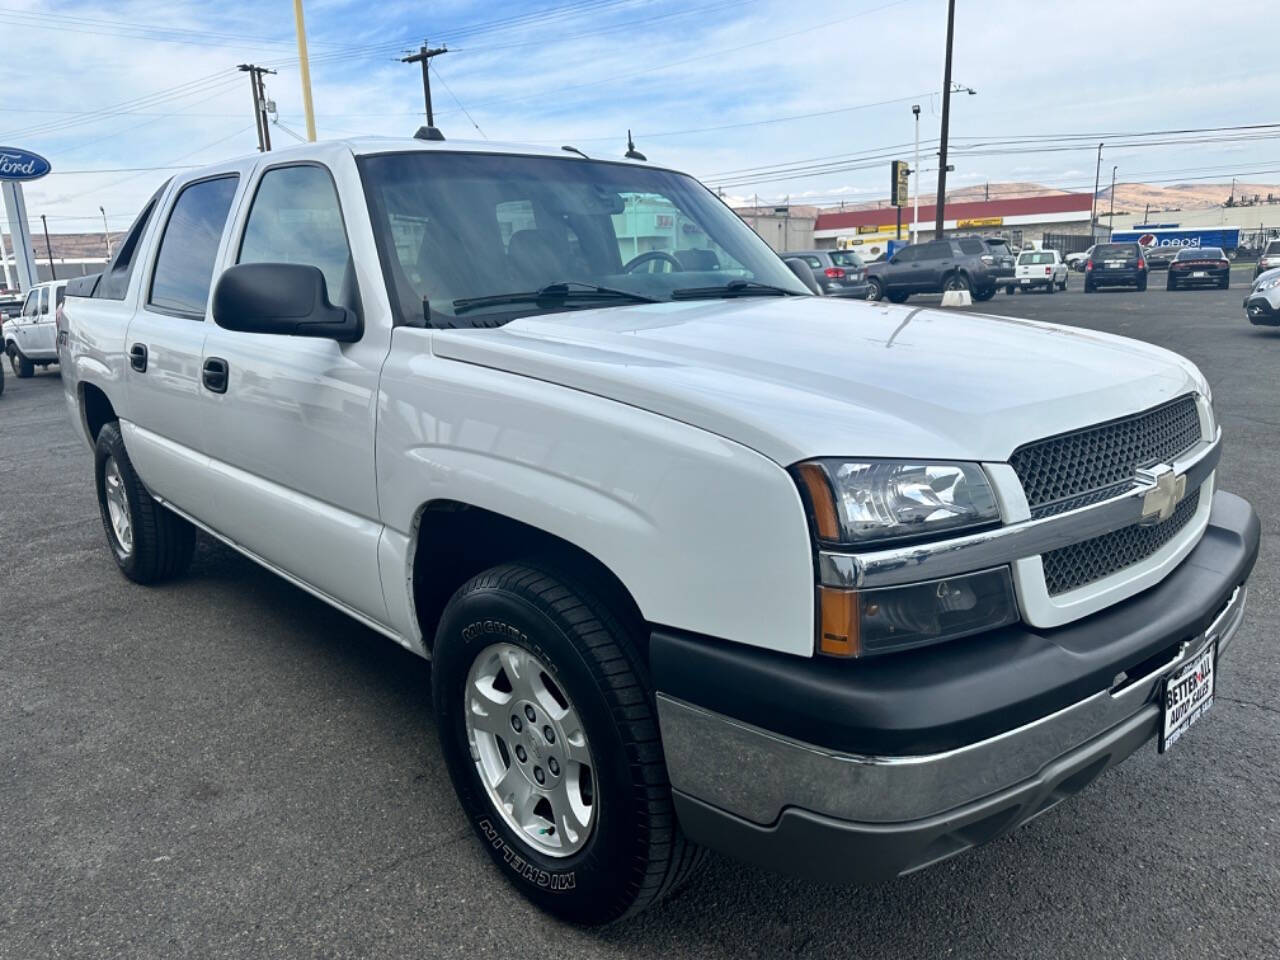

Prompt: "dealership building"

[811,193,1095,257]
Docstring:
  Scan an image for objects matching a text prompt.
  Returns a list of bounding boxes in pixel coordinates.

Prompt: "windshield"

[358,151,808,327]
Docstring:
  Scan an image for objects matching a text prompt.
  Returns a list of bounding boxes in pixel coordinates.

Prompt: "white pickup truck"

[60,138,1258,925]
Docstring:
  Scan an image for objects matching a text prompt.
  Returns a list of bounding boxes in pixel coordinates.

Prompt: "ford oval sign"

[0,147,51,182]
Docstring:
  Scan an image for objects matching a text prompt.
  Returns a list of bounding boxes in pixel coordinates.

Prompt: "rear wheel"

[1084,279,1095,293]
[866,278,884,301]
[432,562,703,925]
[94,422,196,583]
[1045,281,1055,294]
[1137,276,1148,292]
[1005,284,1015,295]
[943,272,970,293]
[1220,274,1230,289]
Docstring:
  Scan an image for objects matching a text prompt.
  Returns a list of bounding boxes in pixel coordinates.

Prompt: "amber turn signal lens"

[795,463,840,540]
[817,585,861,658]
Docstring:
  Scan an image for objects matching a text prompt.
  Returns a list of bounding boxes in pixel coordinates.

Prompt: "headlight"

[1257,276,1280,291]
[794,459,1000,545]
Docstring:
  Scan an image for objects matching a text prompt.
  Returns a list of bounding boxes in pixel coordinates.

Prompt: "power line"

[430,62,486,139]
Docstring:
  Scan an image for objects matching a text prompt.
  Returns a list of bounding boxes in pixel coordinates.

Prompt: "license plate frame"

[1159,638,1217,753]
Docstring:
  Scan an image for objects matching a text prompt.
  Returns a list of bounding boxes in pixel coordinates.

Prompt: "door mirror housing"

[783,257,821,295]
[212,263,360,342]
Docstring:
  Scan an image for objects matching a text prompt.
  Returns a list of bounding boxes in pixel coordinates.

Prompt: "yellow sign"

[957,216,1003,228]
[891,160,909,207]
[856,224,880,234]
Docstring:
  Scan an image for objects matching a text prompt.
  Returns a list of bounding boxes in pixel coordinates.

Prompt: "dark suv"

[864,237,1003,303]
[1084,242,1148,292]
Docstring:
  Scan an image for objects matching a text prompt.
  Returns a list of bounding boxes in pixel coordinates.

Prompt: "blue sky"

[3,0,1280,231]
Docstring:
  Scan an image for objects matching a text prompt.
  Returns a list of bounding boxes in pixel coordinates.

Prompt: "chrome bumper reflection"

[658,585,1245,827]
[819,429,1222,590]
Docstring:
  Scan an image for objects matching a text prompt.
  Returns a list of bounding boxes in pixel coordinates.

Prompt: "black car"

[783,249,870,298]
[864,237,1003,303]
[1083,242,1148,292]
[1143,246,1180,271]
[1166,246,1230,290]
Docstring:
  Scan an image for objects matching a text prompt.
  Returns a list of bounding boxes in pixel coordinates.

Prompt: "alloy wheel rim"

[103,456,133,554]
[464,642,597,858]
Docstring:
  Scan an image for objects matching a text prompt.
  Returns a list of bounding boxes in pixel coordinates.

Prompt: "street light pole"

[912,103,920,244]
[99,206,112,259]
[1108,165,1118,241]
[1090,142,1103,239]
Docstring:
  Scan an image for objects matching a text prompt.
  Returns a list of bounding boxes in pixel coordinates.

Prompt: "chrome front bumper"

[659,583,1246,830]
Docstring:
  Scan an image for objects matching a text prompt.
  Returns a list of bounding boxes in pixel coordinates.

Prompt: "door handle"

[202,357,229,394]
[129,342,147,372]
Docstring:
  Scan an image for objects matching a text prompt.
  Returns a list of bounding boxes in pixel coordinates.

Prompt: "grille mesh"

[1042,488,1201,596]
[1011,396,1202,518]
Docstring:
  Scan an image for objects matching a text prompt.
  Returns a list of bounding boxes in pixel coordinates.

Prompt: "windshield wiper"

[452,281,660,315]
[670,279,799,300]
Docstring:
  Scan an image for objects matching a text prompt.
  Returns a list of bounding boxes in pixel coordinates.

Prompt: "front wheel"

[432,562,703,925]
[94,422,196,583]
[10,348,33,378]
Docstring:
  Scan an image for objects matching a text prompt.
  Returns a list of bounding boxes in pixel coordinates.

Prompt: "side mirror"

[784,257,822,295]
[212,263,360,342]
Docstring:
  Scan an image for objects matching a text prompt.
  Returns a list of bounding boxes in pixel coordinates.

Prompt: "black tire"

[942,272,970,292]
[1137,276,1148,292]
[1045,281,1055,294]
[94,421,196,583]
[432,562,704,925]
[1220,275,1230,290]
[886,291,910,304]
[1005,284,1015,295]
[1084,279,1095,293]
[972,287,995,302]
[1167,276,1176,291]
[866,278,884,301]
[0,359,5,396]
[11,348,34,378]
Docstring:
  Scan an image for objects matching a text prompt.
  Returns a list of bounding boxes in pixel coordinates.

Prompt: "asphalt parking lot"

[3,277,1279,960]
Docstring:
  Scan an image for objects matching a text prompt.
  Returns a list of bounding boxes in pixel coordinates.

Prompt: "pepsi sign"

[0,147,51,181]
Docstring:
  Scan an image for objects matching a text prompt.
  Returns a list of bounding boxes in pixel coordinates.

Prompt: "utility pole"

[292,0,317,141]
[1090,142,1103,238]
[238,64,276,151]
[401,41,448,126]
[912,103,920,244]
[934,0,956,236]
[1143,202,1150,226]
[40,213,56,280]
[99,205,111,258]
[1108,165,1117,241]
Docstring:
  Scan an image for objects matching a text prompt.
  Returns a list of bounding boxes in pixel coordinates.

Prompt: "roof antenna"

[625,129,646,162]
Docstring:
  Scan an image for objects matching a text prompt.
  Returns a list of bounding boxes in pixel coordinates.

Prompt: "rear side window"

[149,176,239,318]
[55,286,66,307]
[96,183,167,301]
[238,164,353,303]
[801,255,822,269]
[957,238,985,255]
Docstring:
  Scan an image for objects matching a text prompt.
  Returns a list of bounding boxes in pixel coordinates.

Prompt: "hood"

[430,297,1204,465]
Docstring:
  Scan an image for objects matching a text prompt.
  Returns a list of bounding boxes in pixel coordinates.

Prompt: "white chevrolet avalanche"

[60,137,1258,925]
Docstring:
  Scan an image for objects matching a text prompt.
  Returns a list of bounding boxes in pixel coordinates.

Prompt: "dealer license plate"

[1192,271,1207,278]
[1160,639,1216,753]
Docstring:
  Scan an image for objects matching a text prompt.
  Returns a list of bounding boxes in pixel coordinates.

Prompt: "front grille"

[1042,488,1201,596]
[1011,396,1201,518]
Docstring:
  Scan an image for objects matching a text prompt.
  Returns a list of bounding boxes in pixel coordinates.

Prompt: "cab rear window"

[1019,252,1055,265]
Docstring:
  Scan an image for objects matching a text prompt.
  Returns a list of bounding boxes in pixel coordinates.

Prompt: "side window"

[56,286,66,308]
[892,246,918,264]
[803,256,822,269]
[21,291,37,317]
[96,183,166,301]
[149,175,239,318]
[39,289,50,315]
[239,165,352,300]
[921,241,952,261]
[957,238,985,255]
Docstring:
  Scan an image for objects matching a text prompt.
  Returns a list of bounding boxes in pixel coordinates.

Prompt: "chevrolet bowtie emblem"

[1137,464,1186,525]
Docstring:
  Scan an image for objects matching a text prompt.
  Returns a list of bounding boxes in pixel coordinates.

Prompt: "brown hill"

[827,181,1280,214]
